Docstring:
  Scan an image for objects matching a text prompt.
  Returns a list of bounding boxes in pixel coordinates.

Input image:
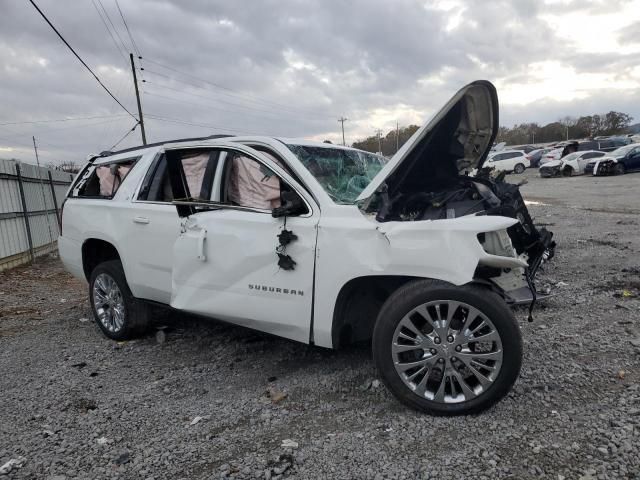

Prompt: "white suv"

[484,150,528,173]
[59,81,554,415]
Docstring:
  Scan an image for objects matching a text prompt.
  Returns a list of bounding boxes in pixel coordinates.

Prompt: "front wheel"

[513,163,526,174]
[372,280,522,415]
[562,166,574,177]
[89,260,150,340]
[614,163,626,175]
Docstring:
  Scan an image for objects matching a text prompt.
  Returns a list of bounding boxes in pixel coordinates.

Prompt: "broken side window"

[138,151,219,203]
[72,158,138,199]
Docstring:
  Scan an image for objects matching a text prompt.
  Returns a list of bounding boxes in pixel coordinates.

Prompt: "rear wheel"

[513,163,525,174]
[562,166,574,177]
[89,260,150,340]
[372,280,522,415]
[614,163,626,175]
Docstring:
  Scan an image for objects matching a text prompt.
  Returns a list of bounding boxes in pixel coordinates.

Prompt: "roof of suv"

[99,135,369,159]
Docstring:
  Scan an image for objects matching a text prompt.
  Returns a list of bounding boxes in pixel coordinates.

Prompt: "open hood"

[357,80,498,202]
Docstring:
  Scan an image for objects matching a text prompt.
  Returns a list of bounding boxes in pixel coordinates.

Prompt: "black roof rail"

[98,134,233,157]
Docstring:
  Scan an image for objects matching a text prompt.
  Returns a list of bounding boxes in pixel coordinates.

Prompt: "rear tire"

[89,260,150,340]
[372,280,522,415]
[513,163,525,174]
[614,163,626,175]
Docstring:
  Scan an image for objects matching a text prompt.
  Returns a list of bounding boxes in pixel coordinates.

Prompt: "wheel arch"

[330,275,422,348]
[82,238,121,281]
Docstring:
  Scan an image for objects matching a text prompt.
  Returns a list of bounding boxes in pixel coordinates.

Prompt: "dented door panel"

[170,205,318,344]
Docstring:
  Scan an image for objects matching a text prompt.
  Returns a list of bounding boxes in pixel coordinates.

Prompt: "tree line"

[351,111,634,155]
[496,111,633,145]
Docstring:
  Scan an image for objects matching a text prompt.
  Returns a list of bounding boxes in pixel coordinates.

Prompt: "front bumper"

[539,166,560,178]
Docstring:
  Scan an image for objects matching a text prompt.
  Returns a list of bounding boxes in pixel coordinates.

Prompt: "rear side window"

[71,158,138,198]
[137,150,220,203]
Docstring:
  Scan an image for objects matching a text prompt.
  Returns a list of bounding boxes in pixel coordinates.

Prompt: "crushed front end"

[363,169,555,310]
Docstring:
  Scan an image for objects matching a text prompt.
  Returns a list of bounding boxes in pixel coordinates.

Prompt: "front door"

[165,143,319,344]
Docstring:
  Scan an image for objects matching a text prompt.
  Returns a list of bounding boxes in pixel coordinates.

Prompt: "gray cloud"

[1,0,638,165]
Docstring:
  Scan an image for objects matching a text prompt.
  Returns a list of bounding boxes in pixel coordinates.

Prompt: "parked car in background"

[539,150,606,177]
[484,150,528,173]
[578,139,627,152]
[540,147,564,165]
[526,148,552,168]
[540,139,626,166]
[585,143,640,175]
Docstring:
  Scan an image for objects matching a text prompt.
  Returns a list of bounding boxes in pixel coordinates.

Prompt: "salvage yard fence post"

[0,159,74,271]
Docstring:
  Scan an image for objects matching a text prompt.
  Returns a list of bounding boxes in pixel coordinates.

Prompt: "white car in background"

[539,147,564,166]
[539,150,606,177]
[484,150,528,174]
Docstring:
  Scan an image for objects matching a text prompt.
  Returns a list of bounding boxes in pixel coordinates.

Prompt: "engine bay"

[363,169,555,279]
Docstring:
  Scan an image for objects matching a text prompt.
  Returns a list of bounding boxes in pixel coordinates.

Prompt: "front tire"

[614,163,626,175]
[562,166,574,177]
[89,260,150,340]
[513,163,525,174]
[372,280,522,415]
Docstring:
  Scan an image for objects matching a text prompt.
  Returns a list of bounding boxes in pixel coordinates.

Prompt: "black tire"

[614,163,626,175]
[513,163,525,174]
[372,280,522,415]
[89,260,150,340]
[562,166,573,177]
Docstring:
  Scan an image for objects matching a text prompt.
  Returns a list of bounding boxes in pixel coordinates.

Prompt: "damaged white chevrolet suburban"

[59,80,554,415]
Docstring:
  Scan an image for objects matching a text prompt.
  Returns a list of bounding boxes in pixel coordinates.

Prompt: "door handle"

[197,228,207,262]
[133,216,150,224]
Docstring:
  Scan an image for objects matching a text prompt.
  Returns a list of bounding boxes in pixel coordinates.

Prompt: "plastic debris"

[266,386,288,404]
[190,416,203,426]
[281,439,298,449]
[0,457,26,475]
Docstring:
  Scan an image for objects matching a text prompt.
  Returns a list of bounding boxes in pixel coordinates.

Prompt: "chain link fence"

[0,159,74,271]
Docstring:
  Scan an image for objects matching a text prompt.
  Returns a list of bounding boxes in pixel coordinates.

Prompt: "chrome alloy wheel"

[92,273,125,333]
[392,300,503,404]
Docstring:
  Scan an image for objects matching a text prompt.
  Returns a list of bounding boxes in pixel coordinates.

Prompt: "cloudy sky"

[2,0,640,165]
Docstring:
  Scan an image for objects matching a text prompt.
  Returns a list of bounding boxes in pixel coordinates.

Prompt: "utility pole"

[130,53,146,145]
[375,129,383,155]
[396,121,400,153]
[338,117,348,146]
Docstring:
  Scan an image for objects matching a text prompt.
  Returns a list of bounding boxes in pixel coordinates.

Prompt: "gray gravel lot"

[1,170,639,479]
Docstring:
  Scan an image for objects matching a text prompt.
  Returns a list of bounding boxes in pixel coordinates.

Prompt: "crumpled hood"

[357,80,498,202]
[542,159,562,168]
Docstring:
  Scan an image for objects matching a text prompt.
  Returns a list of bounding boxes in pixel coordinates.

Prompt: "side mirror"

[272,190,307,218]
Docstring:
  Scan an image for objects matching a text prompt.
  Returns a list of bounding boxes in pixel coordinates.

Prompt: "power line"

[0,114,127,126]
[109,122,139,150]
[0,117,130,139]
[115,0,141,56]
[144,80,328,121]
[145,114,266,135]
[140,57,333,119]
[92,0,128,65]
[28,0,137,120]
[95,0,130,60]
[144,89,315,123]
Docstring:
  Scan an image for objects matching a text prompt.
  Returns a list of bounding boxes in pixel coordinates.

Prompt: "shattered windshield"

[286,144,387,204]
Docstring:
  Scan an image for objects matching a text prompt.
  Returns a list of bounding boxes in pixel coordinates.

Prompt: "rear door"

[578,152,604,173]
[164,142,319,344]
[627,146,640,170]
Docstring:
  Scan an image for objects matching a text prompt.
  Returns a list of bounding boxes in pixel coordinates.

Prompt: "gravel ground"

[1,170,639,480]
